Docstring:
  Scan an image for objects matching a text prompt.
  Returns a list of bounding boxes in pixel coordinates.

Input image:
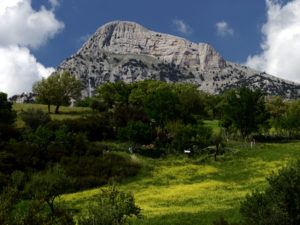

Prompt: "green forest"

[1,73,300,225]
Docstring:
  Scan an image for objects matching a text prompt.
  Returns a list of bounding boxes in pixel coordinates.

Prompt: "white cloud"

[246,0,300,82]
[48,0,60,8]
[0,0,64,96]
[0,46,55,96]
[216,21,234,37]
[173,19,192,35]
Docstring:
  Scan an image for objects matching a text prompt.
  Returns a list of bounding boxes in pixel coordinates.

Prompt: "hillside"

[56,21,300,99]
[62,141,300,225]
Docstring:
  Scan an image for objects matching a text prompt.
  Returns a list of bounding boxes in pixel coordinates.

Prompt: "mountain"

[55,21,300,99]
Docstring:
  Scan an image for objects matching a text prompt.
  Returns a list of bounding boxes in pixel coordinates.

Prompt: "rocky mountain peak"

[54,21,300,99]
[79,21,226,71]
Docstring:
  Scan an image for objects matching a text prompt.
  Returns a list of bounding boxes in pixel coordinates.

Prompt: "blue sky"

[1,0,300,96]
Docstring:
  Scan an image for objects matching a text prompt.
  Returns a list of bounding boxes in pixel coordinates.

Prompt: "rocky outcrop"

[55,21,300,99]
[9,92,36,103]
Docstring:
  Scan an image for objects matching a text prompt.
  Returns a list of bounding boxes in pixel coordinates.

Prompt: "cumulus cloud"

[246,0,300,82]
[173,19,192,35]
[0,46,55,96]
[216,21,234,37]
[48,0,60,8]
[0,0,64,96]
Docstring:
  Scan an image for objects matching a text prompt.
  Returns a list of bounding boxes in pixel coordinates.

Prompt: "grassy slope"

[62,141,300,225]
[13,104,300,224]
[12,103,93,127]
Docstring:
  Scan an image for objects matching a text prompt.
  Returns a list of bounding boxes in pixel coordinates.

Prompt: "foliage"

[240,160,300,225]
[19,107,51,131]
[118,121,153,147]
[0,92,17,125]
[33,71,82,114]
[61,153,140,190]
[75,97,91,107]
[96,81,133,108]
[171,124,212,152]
[78,184,140,225]
[89,98,107,112]
[143,89,186,127]
[221,86,268,139]
[24,164,73,213]
[281,99,300,136]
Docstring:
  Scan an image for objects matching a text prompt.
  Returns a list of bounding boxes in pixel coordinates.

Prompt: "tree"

[221,86,268,139]
[211,130,224,161]
[33,71,82,114]
[143,89,185,128]
[240,160,300,225]
[96,81,133,108]
[78,184,140,225]
[24,164,73,214]
[0,92,16,125]
[118,121,153,148]
[281,99,300,136]
[20,108,51,131]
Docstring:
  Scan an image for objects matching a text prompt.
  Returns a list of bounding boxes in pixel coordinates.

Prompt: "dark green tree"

[221,86,268,139]
[0,92,16,125]
[240,160,300,225]
[143,89,185,128]
[24,164,73,214]
[19,108,51,131]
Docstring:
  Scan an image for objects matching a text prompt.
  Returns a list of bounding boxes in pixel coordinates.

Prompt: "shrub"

[78,184,140,225]
[75,97,91,107]
[19,108,51,131]
[240,160,300,225]
[118,121,153,147]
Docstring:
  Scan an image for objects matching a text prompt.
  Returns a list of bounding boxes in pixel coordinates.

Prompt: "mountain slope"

[56,21,300,98]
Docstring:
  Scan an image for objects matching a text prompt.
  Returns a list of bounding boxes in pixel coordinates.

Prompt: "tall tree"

[221,86,268,139]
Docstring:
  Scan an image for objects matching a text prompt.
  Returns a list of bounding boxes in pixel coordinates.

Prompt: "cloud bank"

[173,19,192,35]
[216,21,234,37]
[0,0,64,96]
[246,0,300,82]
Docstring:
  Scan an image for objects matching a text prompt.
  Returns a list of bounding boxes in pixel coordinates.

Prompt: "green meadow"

[12,103,93,127]
[11,103,300,224]
[62,141,300,225]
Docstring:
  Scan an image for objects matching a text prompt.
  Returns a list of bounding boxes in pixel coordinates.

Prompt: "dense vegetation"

[1,78,300,224]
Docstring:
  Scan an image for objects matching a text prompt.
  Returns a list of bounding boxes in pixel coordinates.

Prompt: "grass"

[61,141,300,225]
[12,103,93,127]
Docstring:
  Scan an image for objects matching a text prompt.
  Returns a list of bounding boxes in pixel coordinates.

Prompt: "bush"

[19,108,51,131]
[0,123,20,142]
[240,160,300,225]
[118,121,153,147]
[61,153,140,190]
[75,97,91,107]
[46,114,114,141]
[78,184,140,225]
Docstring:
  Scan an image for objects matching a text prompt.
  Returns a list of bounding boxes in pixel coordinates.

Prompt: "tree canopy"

[33,71,82,114]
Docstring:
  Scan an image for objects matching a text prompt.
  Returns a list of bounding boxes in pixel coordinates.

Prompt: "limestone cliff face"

[55,21,300,99]
[79,21,226,70]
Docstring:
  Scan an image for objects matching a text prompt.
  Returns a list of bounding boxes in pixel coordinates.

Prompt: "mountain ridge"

[53,21,300,99]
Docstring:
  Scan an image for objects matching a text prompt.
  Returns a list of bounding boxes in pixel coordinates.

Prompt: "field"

[12,103,93,127]
[62,141,300,225]
[12,103,300,224]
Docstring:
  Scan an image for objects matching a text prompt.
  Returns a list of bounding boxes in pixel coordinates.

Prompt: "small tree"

[33,71,82,114]
[240,160,300,225]
[211,131,223,161]
[78,184,140,225]
[20,108,51,131]
[24,164,73,214]
[118,121,152,149]
[221,86,268,139]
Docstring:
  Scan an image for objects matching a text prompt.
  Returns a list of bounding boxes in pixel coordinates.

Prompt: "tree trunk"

[214,144,219,161]
[55,105,60,114]
[48,104,50,114]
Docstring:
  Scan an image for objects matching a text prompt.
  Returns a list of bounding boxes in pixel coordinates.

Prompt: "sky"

[1,0,300,96]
